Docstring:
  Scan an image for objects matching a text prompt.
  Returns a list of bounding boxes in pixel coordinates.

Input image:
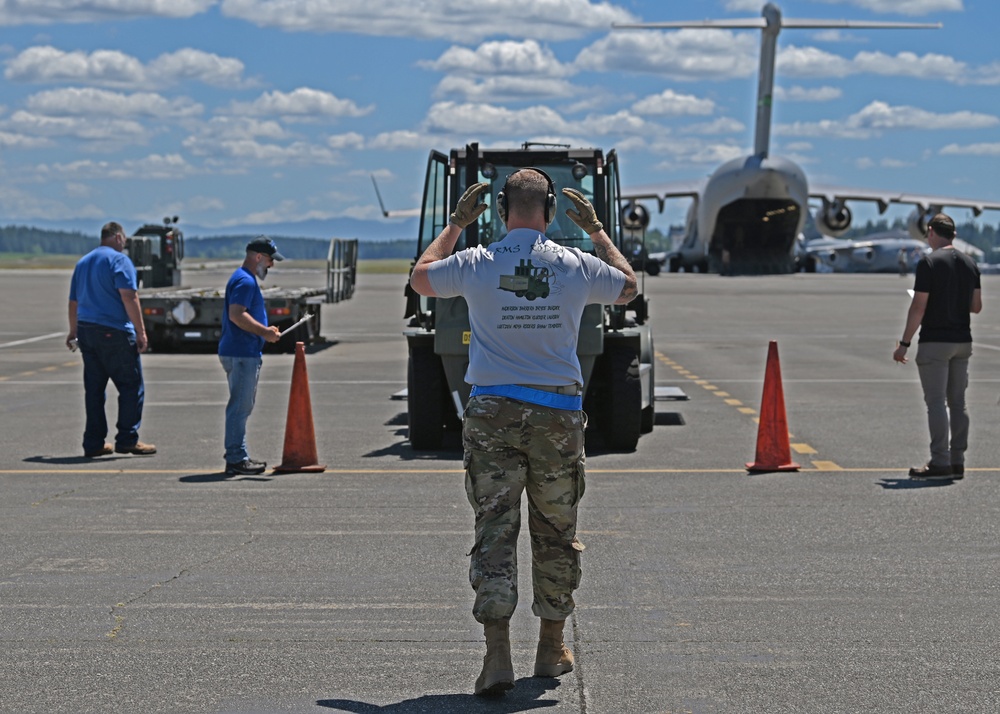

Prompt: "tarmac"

[2,265,1000,713]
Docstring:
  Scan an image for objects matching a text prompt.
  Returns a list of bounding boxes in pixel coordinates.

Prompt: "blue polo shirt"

[69,246,138,334]
[219,266,267,357]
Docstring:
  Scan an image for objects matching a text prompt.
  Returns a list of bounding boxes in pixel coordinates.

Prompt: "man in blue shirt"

[218,236,283,475]
[67,221,156,457]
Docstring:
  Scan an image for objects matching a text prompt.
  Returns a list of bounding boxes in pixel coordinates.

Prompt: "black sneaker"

[909,463,954,480]
[952,464,964,480]
[225,458,267,475]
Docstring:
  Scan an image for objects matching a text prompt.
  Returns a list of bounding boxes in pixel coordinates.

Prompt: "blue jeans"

[220,355,262,463]
[76,322,144,453]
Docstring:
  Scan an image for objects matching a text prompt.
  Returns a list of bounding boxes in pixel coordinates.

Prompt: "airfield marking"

[2,467,996,476]
[0,331,63,349]
[654,350,843,471]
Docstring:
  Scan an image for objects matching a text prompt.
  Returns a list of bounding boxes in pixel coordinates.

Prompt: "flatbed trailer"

[140,237,357,353]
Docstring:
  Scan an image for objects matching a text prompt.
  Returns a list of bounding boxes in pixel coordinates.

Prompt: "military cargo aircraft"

[617,3,1000,275]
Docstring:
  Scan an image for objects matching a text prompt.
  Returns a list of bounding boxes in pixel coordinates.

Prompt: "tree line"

[0,226,416,261]
[2,220,1000,260]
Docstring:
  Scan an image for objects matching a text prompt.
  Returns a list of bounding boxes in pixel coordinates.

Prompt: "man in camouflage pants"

[410,168,637,696]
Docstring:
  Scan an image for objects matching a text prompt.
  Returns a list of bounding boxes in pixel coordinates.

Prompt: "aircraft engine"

[852,247,874,262]
[816,199,852,238]
[906,207,938,242]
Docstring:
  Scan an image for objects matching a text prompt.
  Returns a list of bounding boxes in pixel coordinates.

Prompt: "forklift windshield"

[476,163,597,253]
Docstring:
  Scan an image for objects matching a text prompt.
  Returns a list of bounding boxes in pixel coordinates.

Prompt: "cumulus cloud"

[418,101,657,140]
[773,86,843,102]
[732,0,962,16]
[228,88,373,121]
[778,100,998,139]
[326,132,365,150]
[36,153,197,180]
[0,130,51,149]
[778,46,1000,85]
[434,76,577,102]
[25,87,203,118]
[5,110,149,143]
[940,142,1000,156]
[810,0,963,16]
[5,45,250,89]
[368,130,439,151]
[631,89,715,117]
[421,40,573,78]
[185,137,343,166]
[680,117,746,135]
[0,0,215,25]
[220,0,636,42]
[576,29,758,80]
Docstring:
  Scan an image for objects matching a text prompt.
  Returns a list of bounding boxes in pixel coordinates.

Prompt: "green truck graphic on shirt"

[498,259,551,301]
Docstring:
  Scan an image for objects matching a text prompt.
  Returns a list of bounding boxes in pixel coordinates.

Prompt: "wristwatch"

[898,340,911,348]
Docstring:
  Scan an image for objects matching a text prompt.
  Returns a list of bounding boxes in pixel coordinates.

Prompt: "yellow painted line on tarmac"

[791,443,818,455]
[812,461,844,471]
[724,398,743,406]
[738,407,757,415]
[712,391,730,397]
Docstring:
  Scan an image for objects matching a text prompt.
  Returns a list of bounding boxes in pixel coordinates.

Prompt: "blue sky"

[0,0,996,237]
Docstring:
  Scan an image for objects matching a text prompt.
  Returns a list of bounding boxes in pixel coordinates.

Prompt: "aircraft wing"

[809,184,1000,216]
[621,180,704,212]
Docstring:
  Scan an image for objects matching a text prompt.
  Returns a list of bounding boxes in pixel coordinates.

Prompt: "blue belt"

[470,384,583,411]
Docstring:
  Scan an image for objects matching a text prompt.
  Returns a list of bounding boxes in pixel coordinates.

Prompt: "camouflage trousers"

[463,394,587,623]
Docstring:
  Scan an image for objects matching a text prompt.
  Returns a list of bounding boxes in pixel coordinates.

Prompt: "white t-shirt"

[426,227,626,387]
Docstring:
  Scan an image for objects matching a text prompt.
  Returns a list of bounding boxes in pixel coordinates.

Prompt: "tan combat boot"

[474,620,515,696]
[533,618,574,677]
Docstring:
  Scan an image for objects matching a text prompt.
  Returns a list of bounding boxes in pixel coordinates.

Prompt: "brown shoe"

[115,442,157,455]
[84,443,113,458]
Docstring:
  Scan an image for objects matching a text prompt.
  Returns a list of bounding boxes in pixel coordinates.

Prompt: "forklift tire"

[407,344,447,450]
[641,358,655,434]
[601,344,641,451]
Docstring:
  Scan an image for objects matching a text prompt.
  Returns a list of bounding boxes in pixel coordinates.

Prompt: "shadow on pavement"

[878,477,956,490]
[179,472,274,484]
[24,455,130,465]
[318,676,561,712]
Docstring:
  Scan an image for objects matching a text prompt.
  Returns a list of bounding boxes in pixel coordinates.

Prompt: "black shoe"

[951,464,964,480]
[909,463,954,480]
[225,458,267,475]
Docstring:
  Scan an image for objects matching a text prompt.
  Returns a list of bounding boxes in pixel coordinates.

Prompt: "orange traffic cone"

[746,341,800,473]
[274,342,326,473]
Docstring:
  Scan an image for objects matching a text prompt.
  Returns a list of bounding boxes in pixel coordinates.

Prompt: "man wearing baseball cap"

[218,236,284,475]
[893,213,982,480]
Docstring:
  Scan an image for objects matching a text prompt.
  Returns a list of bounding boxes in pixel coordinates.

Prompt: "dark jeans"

[76,322,145,453]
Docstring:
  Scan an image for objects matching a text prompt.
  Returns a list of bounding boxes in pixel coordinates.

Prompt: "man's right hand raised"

[450,183,489,229]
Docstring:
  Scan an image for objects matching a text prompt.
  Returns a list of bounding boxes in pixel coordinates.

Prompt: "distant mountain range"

[12,215,420,243]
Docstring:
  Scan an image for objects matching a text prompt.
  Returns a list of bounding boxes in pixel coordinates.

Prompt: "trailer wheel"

[407,343,448,450]
[601,344,642,451]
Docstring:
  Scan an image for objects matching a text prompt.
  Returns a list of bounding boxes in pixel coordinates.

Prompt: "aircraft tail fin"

[614,3,940,159]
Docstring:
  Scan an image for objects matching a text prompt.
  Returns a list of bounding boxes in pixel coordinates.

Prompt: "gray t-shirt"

[426,227,626,386]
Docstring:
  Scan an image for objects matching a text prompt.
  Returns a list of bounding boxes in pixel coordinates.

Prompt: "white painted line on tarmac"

[0,331,63,349]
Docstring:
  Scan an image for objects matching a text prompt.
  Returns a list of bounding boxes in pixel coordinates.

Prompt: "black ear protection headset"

[496,167,557,226]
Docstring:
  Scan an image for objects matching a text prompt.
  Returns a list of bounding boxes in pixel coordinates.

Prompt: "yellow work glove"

[562,188,603,234]
[449,182,489,228]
